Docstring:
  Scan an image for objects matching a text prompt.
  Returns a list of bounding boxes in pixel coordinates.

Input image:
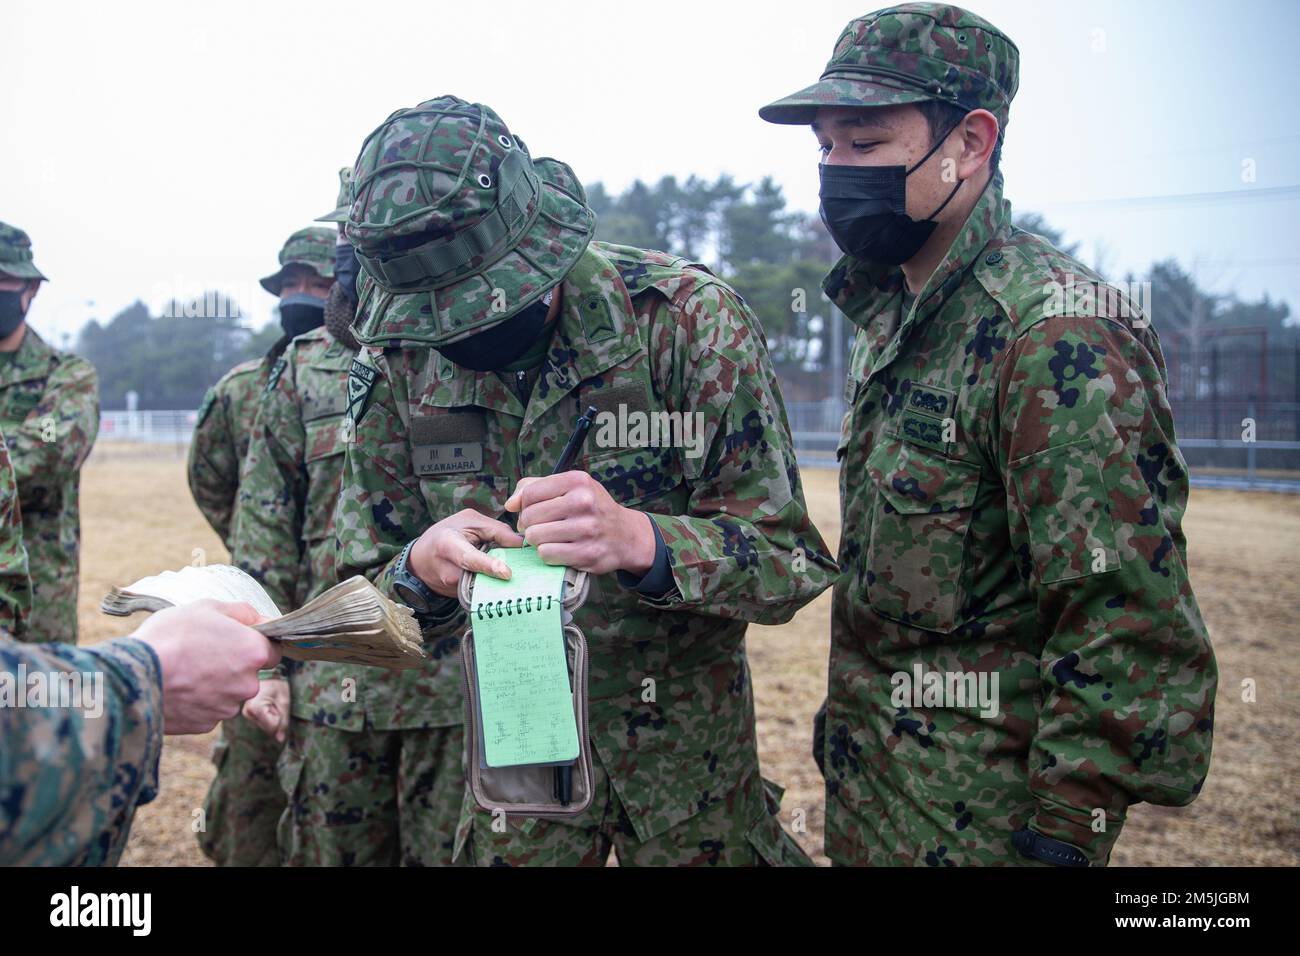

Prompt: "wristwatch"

[391,539,459,625]
[1012,828,1090,867]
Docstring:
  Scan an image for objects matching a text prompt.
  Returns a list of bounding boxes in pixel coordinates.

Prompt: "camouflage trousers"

[277,718,464,866]
[455,759,812,867]
[199,713,285,867]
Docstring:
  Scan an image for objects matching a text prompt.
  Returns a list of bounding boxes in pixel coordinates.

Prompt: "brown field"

[76,448,1299,866]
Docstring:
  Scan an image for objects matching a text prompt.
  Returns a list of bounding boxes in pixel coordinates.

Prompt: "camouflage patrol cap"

[759,3,1018,127]
[0,222,47,282]
[345,95,595,348]
[315,167,353,223]
[259,226,336,295]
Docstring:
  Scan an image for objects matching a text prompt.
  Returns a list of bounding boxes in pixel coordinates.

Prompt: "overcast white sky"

[3,0,1297,345]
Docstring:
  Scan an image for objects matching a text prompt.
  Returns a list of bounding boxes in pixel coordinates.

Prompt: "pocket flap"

[870,438,980,516]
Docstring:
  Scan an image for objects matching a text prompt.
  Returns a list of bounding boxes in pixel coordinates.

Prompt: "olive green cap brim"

[353,161,594,348]
[0,261,47,281]
[759,76,933,125]
[314,205,348,224]
[259,258,334,296]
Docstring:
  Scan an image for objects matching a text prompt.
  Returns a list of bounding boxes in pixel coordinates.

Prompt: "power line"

[1020,184,1300,210]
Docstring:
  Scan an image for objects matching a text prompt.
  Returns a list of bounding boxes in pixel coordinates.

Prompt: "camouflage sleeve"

[995,315,1217,863]
[233,375,307,615]
[3,355,99,499]
[0,635,164,865]
[334,349,457,626]
[187,385,239,547]
[642,283,837,624]
[0,431,32,638]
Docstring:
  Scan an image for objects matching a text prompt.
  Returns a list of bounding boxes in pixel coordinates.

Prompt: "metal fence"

[93,341,1300,492]
[778,339,1300,491]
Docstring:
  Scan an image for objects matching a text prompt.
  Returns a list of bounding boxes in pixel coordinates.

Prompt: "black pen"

[548,406,596,806]
[496,404,598,530]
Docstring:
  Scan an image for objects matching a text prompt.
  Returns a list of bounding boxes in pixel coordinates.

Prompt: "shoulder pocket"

[865,438,980,633]
[1008,436,1119,584]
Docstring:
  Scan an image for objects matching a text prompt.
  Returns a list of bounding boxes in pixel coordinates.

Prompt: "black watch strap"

[392,540,458,626]
[1012,828,1089,867]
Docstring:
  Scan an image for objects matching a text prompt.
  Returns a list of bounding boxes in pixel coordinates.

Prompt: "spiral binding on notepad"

[475,595,555,620]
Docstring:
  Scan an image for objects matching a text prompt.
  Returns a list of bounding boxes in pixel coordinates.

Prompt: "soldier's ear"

[957,109,999,180]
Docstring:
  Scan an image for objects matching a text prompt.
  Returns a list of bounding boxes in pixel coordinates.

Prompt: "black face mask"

[435,290,553,373]
[0,290,27,338]
[818,124,964,266]
[335,242,360,305]
[279,292,326,339]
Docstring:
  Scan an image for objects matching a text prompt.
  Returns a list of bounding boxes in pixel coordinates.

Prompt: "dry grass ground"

[76,448,1298,866]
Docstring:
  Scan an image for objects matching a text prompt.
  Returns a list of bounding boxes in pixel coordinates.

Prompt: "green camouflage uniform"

[0,223,99,645]
[190,226,335,867]
[762,4,1217,866]
[189,357,271,551]
[234,316,418,866]
[0,429,33,635]
[337,97,835,866]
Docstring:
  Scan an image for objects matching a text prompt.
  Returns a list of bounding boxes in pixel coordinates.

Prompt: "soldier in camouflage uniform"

[188,226,337,548]
[0,222,99,645]
[336,96,836,866]
[189,225,335,867]
[760,3,1217,865]
[233,172,396,865]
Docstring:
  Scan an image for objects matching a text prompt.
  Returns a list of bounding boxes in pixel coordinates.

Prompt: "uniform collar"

[0,326,54,383]
[824,172,1010,324]
[468,244,642,427]
[823,172,1011,379]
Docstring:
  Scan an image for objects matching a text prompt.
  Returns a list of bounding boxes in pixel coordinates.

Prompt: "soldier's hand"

[243,677,290,743]
[132,599,280,735]
[507,472,656,577]
[408,508,525,597]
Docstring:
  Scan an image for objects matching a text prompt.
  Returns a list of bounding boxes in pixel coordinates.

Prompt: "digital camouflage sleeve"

[0,635,163,865]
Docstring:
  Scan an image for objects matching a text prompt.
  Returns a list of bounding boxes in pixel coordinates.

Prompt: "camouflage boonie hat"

[315,167,353,223]
[0,222,47,282]
[259,226,336,295]
[759,3,1018,127]
[345,95,595,348]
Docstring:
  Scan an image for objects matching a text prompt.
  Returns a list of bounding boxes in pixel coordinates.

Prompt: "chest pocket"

[865,437,980,634]
[303,416,349,542]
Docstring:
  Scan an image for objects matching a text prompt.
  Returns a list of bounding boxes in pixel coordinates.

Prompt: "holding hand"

[507,472,656,577]
[243,677,290,742]
[407,508,525,597]
[133,599,281,735]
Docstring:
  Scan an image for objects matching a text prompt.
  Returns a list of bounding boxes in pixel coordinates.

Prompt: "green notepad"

[471,547,580,768]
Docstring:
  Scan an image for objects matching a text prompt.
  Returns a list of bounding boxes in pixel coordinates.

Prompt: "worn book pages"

[102,564,426,670]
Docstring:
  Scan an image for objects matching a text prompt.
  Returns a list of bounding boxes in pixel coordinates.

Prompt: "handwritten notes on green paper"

[471,547,579,768]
